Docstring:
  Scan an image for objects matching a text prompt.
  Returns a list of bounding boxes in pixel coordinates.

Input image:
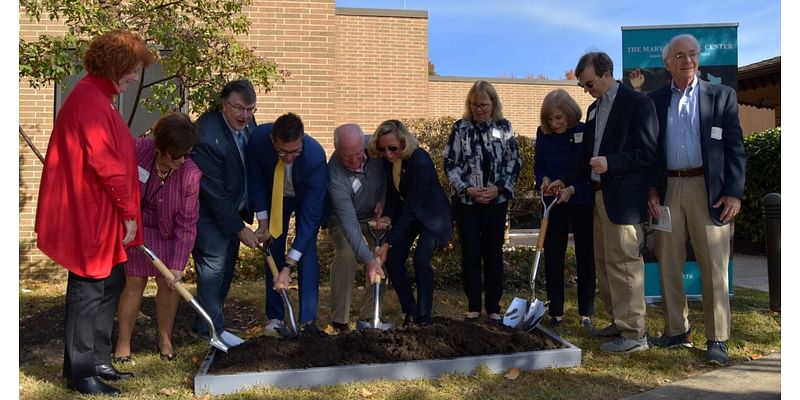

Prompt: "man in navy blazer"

[246,112,328,336]
[191,79,259,338]
[647,34,746,366]
[552,52,658,353]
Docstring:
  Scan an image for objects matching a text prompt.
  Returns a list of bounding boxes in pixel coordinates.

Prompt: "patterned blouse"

[444,118,522,205]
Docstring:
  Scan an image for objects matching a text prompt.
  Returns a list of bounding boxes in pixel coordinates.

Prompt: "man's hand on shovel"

[367,256,386,285]
[274,258,295,290]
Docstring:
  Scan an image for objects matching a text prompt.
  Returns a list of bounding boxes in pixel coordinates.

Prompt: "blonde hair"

[463,80,504,121]
[539,89,582,134]
[367,119,419,160]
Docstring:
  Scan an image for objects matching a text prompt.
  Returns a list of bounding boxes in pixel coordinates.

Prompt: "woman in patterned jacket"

[444,81,521,322]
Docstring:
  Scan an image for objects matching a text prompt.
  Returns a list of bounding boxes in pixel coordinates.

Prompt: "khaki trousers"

[328,221,377,324]
[593,191,647,339]
[655,176,731,341]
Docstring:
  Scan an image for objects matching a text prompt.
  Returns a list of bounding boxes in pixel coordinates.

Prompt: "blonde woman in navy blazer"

[370,120,453,326]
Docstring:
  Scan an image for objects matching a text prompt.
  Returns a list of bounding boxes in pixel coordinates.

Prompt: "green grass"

[19,278,780,400]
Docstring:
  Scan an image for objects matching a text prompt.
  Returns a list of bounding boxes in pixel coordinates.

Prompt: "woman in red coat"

[113,112,201,364]
[34,30,154,396]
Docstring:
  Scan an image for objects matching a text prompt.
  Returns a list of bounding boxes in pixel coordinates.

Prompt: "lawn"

[19,273,780,400]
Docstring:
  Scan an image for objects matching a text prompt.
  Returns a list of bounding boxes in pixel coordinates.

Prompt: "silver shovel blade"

[503,296,530,328]
[220,330,245,347]
[519,299,548,332]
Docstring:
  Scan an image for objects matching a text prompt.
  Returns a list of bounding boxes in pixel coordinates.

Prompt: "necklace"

[155,162,172,183]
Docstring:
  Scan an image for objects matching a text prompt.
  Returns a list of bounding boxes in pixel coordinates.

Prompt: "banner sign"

[621,23,738,93]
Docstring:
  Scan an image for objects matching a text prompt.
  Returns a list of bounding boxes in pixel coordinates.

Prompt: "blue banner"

[621,24,738,93]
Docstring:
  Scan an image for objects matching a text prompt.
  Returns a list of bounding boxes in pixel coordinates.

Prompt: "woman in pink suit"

[113,112,202,363]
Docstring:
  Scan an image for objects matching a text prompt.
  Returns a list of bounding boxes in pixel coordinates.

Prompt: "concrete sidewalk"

[621,352,780,400]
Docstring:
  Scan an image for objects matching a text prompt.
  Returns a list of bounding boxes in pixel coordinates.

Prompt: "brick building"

[18,2,593,278]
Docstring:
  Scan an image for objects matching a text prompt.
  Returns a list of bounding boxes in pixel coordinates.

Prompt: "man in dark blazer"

[246,112,328,336]
[552,52,658,353]
[191,79,259,339]
[647,34,746,367]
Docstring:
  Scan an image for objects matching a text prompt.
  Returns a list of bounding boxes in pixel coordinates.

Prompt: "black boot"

[96,363,134,380]
[66,376,121,396]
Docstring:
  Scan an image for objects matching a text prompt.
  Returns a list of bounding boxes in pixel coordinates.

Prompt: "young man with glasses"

[647,34,746,366]
[191,79,259,341]
[246,112,329,336]
[550,52,658,353]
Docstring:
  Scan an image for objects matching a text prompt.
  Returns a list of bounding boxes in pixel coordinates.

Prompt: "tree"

[428,61,437,76]
[564,68,576,80]
[19,0,289,125]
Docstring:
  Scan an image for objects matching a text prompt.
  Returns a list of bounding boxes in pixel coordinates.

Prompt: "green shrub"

[737,127,780,243]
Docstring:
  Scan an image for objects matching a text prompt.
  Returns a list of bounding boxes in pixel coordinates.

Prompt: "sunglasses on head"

[376,145,400,153]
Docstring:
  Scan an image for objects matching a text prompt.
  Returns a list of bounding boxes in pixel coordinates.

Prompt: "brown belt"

[592,181,603,192]
[667,167,704,178]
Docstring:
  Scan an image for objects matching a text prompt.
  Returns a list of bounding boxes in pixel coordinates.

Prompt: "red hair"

[83,30,155,81]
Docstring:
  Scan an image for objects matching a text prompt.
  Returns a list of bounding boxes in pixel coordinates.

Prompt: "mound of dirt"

[209,317,563,374]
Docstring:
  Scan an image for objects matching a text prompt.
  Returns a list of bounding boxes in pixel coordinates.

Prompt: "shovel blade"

[503,296,530,328]
[519,299,548,332]
[220,330,245,347]
[209,336,230,353]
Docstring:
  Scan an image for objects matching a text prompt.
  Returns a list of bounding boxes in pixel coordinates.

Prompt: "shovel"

[256,243,300,338]
[502,191,559,331]
[138,245,241,353]
[357,221,395,332]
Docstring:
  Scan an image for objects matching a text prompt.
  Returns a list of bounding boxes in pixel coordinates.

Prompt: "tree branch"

[141,74,179,89]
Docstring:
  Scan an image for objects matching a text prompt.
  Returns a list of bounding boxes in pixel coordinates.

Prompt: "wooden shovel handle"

[138,246,194,304]
[372,246,383,284]
[261,246,281,277]
[536,219,549,250]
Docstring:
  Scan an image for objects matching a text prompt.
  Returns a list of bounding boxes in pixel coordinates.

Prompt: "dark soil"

[19,294,261,365]
[209,317,563,374]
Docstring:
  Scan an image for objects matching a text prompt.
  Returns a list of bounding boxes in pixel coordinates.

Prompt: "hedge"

[737,127,781,244]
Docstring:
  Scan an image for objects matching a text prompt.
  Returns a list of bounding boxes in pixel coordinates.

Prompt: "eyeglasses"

[672,51,699,62]
[470,102,492,111]
[578,78,597,89]
[226,101,257,115]
[275,147,303,157]
[376,145,400,153]
[170,150,194,161]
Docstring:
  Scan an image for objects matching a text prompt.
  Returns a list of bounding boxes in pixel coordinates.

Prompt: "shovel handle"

[138,245,194,304]
[260,246,282,277]
[536,219,549,250]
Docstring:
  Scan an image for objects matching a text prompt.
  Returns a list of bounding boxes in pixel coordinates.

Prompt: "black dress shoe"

[417,316,433,326]
[67,376,121,396]
[96,363,134,381]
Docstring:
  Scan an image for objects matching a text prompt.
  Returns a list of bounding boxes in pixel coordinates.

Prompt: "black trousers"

[63,264,125,379]
[386,219,437,319]
[453,201,508,315]
[543,203,595,317]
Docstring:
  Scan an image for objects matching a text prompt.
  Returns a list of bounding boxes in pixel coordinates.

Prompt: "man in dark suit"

[191,80,259,338]
[551,52,658,353]
[647,34,746,366]
[247,112,328,336]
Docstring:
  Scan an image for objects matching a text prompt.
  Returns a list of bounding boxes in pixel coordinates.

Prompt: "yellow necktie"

[269,160,284,238]
[392,159,402,192]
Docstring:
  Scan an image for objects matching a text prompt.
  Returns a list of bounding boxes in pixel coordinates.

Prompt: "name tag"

[711,127,723,140]
[138,166,150,183]
[351,178,362,194]
[573,131,584,143]
[491,128,502,139]
[588,109,596,121]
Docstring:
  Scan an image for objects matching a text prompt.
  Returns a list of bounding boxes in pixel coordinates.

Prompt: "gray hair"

[662,34,700,63]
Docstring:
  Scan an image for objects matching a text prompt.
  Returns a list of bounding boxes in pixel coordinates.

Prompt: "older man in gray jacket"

[326,123,389,333]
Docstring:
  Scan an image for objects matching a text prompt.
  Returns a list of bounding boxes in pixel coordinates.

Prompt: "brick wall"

[334,8,429,136]
[428,77,594,140]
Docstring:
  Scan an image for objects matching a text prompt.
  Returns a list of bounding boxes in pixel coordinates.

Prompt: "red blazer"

[35,75,144,278]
